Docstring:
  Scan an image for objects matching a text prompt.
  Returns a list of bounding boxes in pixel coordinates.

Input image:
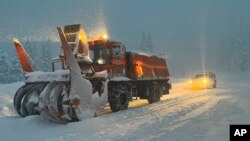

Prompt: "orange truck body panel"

[126,52,170,81]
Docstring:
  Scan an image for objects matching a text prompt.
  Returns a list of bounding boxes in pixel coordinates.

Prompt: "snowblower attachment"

[13,24,108,123]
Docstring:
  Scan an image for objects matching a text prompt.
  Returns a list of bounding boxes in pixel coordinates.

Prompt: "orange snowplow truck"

[87,36,171,110]
[13,24,171,122]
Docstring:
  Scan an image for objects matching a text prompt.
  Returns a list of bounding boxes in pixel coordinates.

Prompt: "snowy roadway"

[0,74,250,141]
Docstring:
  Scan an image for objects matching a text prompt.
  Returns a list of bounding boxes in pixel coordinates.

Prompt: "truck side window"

[113,46,120,56]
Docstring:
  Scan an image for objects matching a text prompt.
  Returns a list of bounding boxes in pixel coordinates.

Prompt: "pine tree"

[140,31,154,53]
[238,38,249,72]
[40,38,52,71]
[146,32,154,53]
[0,50,10,84]
[220,39,234,71]
[24,37,36,59]
[9,56,24,82]
[140,30,146,52]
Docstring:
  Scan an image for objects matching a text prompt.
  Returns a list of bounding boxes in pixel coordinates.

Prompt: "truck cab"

[88,40,126,77]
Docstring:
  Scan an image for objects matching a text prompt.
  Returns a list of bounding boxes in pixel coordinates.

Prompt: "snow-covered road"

[0,75,249,141]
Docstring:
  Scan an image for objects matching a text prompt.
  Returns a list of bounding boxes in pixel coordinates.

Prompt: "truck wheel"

[108,84,130,112]
[163,82,170,94]
[147,82,161,104]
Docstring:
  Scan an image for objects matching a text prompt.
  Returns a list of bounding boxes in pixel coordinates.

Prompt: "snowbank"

[0,82,23,117]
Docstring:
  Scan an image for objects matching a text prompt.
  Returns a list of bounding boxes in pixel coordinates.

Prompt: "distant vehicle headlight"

[203,79,207,83]
[189,80,193,84]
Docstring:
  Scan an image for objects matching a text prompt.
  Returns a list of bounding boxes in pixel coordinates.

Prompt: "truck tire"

[108,83,130,112]
[147,82,161,104]
[162,82,170,94]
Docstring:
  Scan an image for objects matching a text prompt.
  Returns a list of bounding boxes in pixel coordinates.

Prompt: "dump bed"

[126,52,170,81]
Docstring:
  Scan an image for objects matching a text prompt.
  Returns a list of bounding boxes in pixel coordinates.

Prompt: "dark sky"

[1,0,250,76]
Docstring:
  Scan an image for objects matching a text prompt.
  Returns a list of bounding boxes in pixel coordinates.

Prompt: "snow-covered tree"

[140,30,146,52]
[9,56,24,82]
[220,31,250,72]
[220,39,235,71]
[140,30,154,53]
[24,37,36,59]
[145,31,154,53]
[40,38,52,71]
[236,37,249,72]
[0,50,10,83]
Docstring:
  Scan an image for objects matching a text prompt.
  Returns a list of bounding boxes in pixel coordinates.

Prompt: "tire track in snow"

[113,91,229,141]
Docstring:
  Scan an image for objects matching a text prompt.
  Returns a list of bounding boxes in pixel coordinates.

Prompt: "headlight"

[203,79,207,83]
[189,80,193,84]
[97,58,105,64]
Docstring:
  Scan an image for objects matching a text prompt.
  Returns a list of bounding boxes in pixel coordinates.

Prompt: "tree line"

[219,31,250,72]
[0,38,54,84]
[140,30,154,53]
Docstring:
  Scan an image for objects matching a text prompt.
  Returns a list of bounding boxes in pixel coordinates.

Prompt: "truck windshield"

[89,44,106,65]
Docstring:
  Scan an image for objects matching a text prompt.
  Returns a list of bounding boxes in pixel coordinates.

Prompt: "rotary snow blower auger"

[13,24,108,123]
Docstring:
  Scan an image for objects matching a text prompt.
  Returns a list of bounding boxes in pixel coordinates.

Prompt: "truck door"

[110,44,126,75]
